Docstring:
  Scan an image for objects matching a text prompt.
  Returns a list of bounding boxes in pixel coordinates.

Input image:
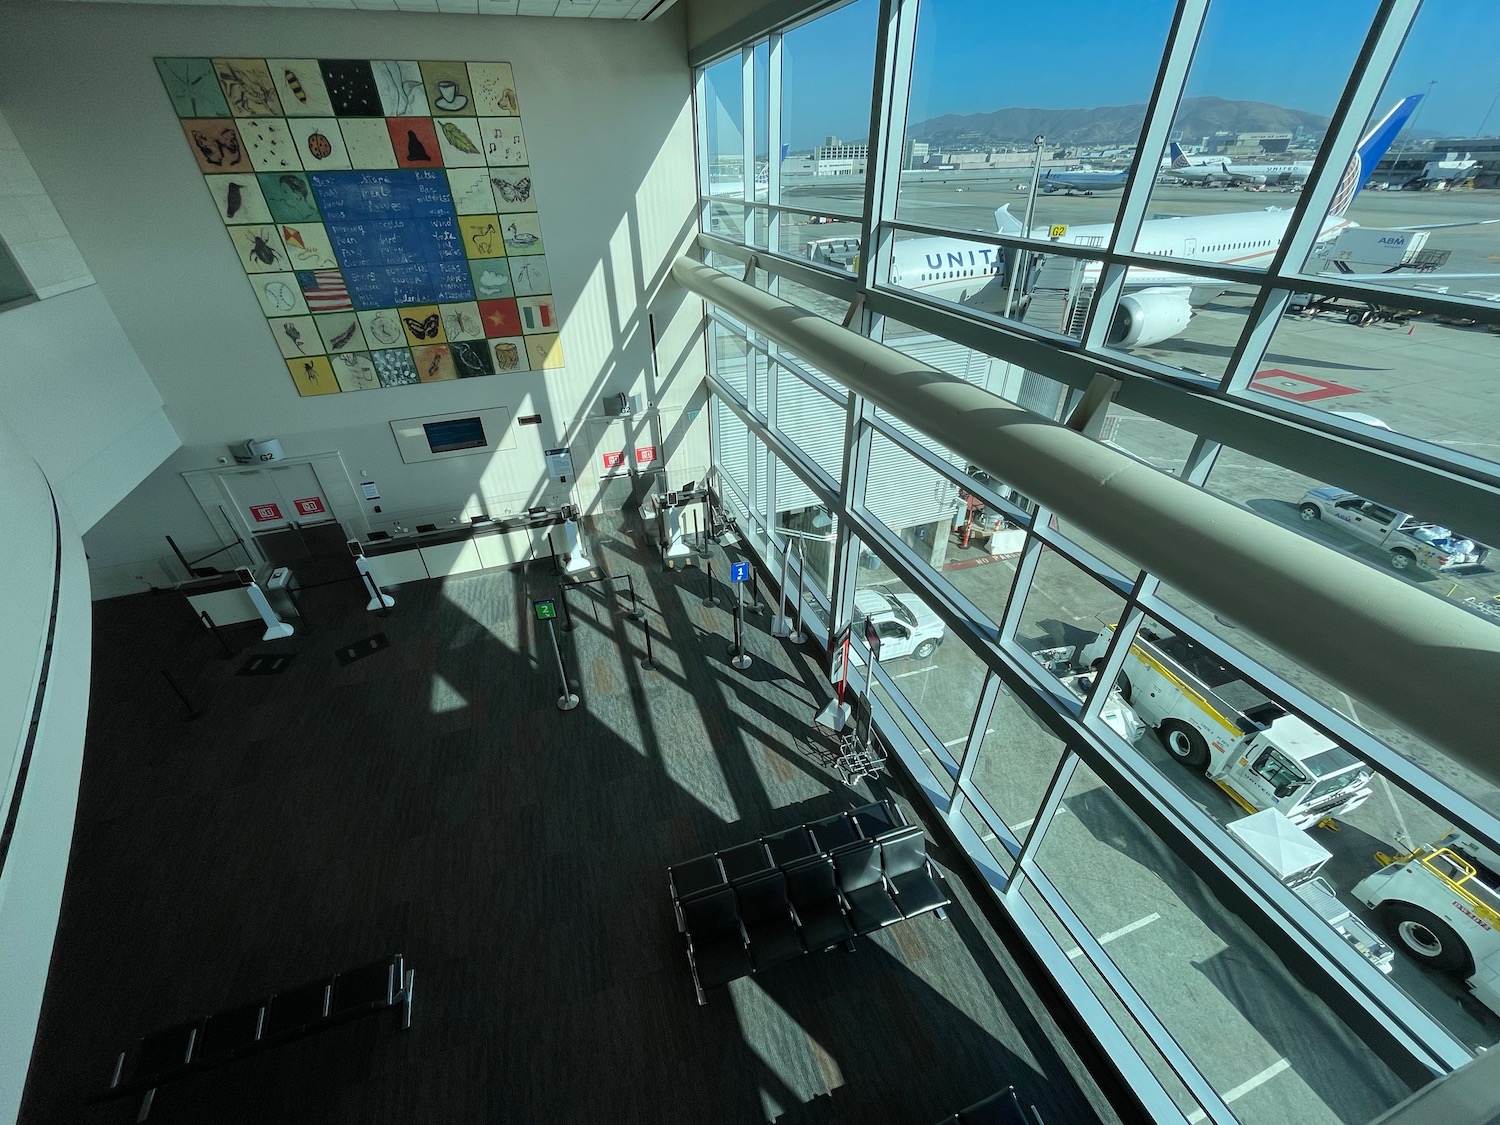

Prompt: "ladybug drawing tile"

[287,118,351,170]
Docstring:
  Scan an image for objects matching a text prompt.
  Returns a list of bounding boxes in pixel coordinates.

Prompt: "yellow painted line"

[1213,779,1260,814]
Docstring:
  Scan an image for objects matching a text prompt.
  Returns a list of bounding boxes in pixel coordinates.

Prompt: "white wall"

[0,1,706,581]
[0,417,93,1125]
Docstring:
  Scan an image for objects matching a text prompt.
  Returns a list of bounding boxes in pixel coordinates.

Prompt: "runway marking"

[1012,817,1035,833]
[1063,912,1160,958]
[891,665,939,680]
[941,727,993,749]
[1184,1058,1290,1122]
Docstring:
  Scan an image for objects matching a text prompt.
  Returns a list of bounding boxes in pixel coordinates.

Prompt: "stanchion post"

[559,585,574,632]
[160,668,201,720]
[771,539,791,638]
[622,575,644,621]
[789,541,807,645]
[641,609,660,670]
[729,559,751,670]
[200,611,235,659]
[547,530,561,576]
[702,556,720,608]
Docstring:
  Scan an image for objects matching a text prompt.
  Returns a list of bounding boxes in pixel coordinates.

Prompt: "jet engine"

[1107,288,1193,347]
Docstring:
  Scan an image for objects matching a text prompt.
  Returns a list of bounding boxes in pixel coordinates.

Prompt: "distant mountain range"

[910,97,1333,148]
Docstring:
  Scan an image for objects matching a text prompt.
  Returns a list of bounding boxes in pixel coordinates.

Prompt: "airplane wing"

[1320,271,1500,283]
[1387,218,1500,232]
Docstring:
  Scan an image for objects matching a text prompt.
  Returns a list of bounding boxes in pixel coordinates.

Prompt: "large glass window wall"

[695,3,1500,1121]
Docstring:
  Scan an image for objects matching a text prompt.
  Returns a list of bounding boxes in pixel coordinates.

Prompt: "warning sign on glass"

[602,451,625,469]
[635,444,657,465]
[249,503,282,523]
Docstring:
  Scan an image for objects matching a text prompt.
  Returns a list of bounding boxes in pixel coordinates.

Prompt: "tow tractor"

[1352,831,1500,1017]
[1080,624,1374,829]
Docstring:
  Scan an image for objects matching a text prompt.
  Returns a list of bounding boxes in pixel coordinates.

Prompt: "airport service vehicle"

[1080,624,1374,829]
[854,585,946,660]
[1351,830,1500,1017]
[1031,644,1145,745]
[1297,487,1488,572]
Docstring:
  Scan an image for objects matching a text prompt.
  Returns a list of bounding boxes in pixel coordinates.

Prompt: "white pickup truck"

[854,585,947,660]
[1297,487,1488,572]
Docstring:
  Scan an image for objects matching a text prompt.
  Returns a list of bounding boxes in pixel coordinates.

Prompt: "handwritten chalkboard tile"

[432,262,477,304]
[319,60,382,117]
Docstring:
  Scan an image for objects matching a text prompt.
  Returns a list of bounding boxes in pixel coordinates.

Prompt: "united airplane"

[1161,142,1234,185]
[884,96,1424,347]
[1039,167,1129,195]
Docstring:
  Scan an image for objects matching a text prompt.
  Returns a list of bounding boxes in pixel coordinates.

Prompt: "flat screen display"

[423,417,486,454]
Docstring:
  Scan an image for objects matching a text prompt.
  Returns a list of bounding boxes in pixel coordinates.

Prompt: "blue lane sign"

[730,561,750,583]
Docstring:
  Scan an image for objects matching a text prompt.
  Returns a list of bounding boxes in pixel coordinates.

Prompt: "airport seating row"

[935,1085,1045,1125]
[94,953,413,1120]
[670,805,951,1005]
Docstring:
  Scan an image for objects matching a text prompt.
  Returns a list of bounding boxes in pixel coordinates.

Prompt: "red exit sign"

[294,496,325,516]
[602,451,625,469]
[249,503,282,522]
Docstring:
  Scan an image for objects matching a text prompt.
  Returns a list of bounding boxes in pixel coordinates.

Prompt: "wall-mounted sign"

[294,496,326,516]
[635,444,657,464]
[360,481,380,500]
[249,502,282,523]
[602,451,625,469]
[544,447,575,482]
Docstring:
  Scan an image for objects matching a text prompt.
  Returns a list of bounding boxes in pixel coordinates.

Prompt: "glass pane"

[713,396,754,505]
[1016,875,1210,1122]
[1034,758,1414,1125]
[1134,0,1379,244]
[769,273,851,327]
[886,227,1024,327]
[707,198,746,241]
[1242,287,1500,473]
[959,793,1017,872]
[702,56,744,199]
[770,455,835,602]
[709,319,748,399]
[752,41,768,204]
[793,220,862,274]
[899,0,1175,233]
[773,364,846,483]
[966,682,1069,844]
[781,0,878,212]
[863,429,964,563]
[871,676,958,796]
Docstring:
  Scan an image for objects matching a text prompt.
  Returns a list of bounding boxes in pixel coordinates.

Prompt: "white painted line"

[1012,817,1035,834]
[890,665,939,680]
[1184,1058,1290,1122]
[1064,912,1160,959]
[941,736,968,748]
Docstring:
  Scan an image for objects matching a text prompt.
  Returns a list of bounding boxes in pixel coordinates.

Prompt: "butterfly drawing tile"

[525,333,564,371]
[479,118,527,166]
[508,256,551,297]
[439,301,485,342]
[470,259,513,300]
[387,118,443,168]
[467,62,518,116]
[287,355,340,396]
[488,336,529,374]
[372,60,429,117]
[229,224,291,273]
[240,118,302,173]
[318,60,383,117]
[478,298,520,338]
[316,312,367,354]
[258,172,321,223]
[412,344,457,383]
[515,294,557,335]
[419,61,474,115]
[359,308,407,349]
[400,305,446,345]
[488,166,536,214]
[249,273,308,317]
[449,339,495,378]
[205,173,271,224]
[445,168,497,215]
[500,214,544,256]
[337,119,398,169]
[332,351,381,392]
[287,118,351,171]
[373,348,419,387]
[157,58,231,118]
[458,215,504,259]
[434,118,485,167]
[213,58,284,117]
[181,120,247,173]
[267,59,336,117]
[277,221,339,271]
[268,315,319,358]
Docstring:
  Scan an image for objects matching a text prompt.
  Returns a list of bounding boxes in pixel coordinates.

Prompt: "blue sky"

[737,0,1500,152]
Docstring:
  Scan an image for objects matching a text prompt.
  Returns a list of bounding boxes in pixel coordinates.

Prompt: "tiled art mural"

[156,57,562,397]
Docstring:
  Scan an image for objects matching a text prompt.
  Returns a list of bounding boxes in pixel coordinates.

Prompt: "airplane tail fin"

[1329,94,1423,217]
[1169,141,1190,169]
[995,204,1023,237]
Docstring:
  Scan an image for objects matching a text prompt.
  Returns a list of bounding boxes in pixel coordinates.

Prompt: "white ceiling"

[51,0,678,18]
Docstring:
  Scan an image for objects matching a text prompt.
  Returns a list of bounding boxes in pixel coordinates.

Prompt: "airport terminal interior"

[4,0,1500,1123]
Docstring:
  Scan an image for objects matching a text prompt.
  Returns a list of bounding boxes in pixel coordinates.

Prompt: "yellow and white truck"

[1081,624,1374,829]
[1352,831,1500,1017]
